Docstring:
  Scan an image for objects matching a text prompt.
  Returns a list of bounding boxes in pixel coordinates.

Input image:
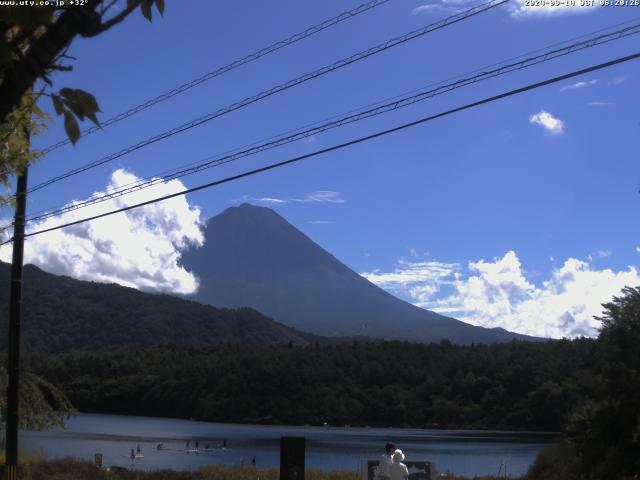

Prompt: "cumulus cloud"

[238,191,345,205]
[0,169,204,294]
[561,79,598,91]
[529,110,564,135]
[362,251,640,338]
[362,259,460,304]
[509,1,598,18]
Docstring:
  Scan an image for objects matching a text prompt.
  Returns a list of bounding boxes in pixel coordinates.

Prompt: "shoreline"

[47,411,561,436]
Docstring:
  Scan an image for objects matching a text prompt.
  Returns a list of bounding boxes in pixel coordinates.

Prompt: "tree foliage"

[563,286,640,479]
[22,339,598,431]
[0,263,322,352]
[0,365,74,429]
[0,0,164,200]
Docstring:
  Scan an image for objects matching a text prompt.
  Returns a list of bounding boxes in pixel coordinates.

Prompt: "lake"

[20,414,556,477]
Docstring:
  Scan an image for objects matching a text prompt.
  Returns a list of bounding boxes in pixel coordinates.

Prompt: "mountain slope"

[0,262,321,352]
[181,204,537,344]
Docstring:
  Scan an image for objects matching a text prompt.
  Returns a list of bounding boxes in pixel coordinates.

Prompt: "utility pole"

[5,161,29,480]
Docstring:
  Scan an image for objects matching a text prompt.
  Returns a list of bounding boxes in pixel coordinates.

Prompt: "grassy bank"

[9,458,359,480]
[5,458,509,480]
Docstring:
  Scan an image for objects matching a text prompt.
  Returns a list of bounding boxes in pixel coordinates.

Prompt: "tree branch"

[49,64,73,72]
[0,2,101,126]
[82,0,142,38]
[101,0,121,16]
[0,0,146,129]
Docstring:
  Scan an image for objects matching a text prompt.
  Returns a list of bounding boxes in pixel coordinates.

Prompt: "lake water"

[20,414,556,477]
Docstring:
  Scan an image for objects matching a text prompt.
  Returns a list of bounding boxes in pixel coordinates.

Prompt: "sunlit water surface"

[21,413,556,477]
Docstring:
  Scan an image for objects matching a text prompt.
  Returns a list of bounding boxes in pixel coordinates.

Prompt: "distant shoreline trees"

[20,338,597,432]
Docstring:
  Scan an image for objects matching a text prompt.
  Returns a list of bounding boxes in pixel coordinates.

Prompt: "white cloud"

[415,0,598,19]
[239,196,286,205]
[300,191,344,203]
[411,0,479,15]
[362,251,640,339]
[412,4,444,14]
[561,79,598,91]
[362,260,460,304]
[509,1,598,18]
[239,190,345,205]
[586,101,612,107]
[587,250,612,261]
[0,169,203,294]
[529,110,564,135]
[608,76,626,86]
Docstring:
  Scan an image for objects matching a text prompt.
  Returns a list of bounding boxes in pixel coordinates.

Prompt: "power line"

[21,22,640,225]
[1,50,636,246]
[27,0,508,195]
[23,15,640,223]
[40,0,392,154]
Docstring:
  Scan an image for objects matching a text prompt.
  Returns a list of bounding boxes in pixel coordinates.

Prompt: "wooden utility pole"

[5,164,29,480]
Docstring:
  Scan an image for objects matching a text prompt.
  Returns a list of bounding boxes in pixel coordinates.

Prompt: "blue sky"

[1,0,639,338]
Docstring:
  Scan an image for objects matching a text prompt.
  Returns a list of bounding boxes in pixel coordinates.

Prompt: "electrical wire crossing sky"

[1,0,639,339]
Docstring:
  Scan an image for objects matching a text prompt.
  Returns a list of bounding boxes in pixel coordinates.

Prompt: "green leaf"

[58,87,77,101]
[85,111,100,128]
[141,0,153,21]
[68,89,100,114]
[63,99,85,121]
[63,110,80,145]
[59,88,101,126]
[155,0,165,16]
[0,7,53,31]
[31,102,45,119]
[51,94,64,116]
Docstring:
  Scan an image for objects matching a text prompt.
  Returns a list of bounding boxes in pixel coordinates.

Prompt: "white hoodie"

[389,450,409,480]
[378,452,393,478]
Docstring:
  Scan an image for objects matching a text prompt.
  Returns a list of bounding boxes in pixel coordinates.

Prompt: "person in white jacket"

[375,442,396,480]
[389,449,409,480]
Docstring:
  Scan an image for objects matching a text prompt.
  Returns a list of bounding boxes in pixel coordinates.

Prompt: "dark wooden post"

[5,165,28,480]
[280,437,305,480]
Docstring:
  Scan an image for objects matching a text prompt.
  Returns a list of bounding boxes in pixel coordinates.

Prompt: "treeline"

[0,263,322,352]
[22,338,599,431]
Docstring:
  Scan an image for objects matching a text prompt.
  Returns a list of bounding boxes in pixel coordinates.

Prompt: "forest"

[8,281,639,479]
[0,263,322,351]
[21,338,596,432]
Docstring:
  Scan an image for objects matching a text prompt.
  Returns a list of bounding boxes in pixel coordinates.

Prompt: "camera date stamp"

[524,0,640,6]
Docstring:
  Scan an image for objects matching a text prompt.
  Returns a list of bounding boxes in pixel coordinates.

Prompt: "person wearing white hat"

[389,449,409,480]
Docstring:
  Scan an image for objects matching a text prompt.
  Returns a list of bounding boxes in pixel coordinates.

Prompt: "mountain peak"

[212,203,287,226]
[183,207,536,344]
[234,202,275,213]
